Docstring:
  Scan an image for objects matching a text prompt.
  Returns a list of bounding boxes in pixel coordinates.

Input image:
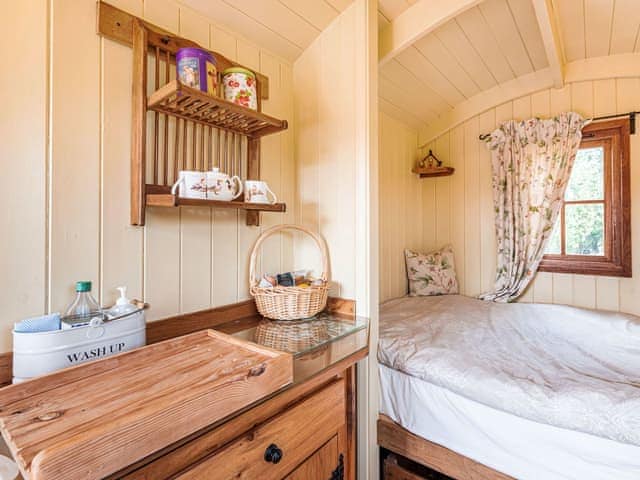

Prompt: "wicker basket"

[249,224,330,320]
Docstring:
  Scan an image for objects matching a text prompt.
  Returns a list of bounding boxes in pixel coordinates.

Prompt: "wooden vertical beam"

[131,20,147,225]
[246,137,261,226]
[345,365,357,480]
[532,0,565,88]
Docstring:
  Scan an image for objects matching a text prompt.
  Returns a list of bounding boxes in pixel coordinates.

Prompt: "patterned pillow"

[405,245,459,296]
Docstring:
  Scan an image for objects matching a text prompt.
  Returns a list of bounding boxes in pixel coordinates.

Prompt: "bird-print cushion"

[405,245,459,296]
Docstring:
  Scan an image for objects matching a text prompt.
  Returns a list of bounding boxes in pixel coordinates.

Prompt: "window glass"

[564,203,604,255]
[565,147,604,201]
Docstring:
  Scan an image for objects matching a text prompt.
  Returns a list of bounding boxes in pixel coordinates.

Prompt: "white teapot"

[206,168,243,201]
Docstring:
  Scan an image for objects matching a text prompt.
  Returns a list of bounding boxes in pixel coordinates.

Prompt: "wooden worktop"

[0,330,292,480]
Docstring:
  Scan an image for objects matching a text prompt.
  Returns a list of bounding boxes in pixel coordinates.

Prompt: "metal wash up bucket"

[12,308,146,383]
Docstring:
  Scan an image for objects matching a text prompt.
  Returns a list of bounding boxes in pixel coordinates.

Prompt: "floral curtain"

[479,112,585,303]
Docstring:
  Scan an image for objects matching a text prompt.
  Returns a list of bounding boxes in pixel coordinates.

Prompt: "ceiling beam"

[532,0,565,88]
[378,0,481,65]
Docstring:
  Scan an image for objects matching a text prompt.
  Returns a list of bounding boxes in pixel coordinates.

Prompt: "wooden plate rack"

[98,2,288,226]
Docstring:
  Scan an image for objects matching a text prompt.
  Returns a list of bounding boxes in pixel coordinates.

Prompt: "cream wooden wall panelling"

[0,1,48,351]
[434,136,452,248]
[50,0,102,313]
[379,113,420,301]
[478,109,496,294]
[293,6,367,299]
[101,33,144,309]
[293,39,321,285]
[463,117,481,296]
[446,129,463,291]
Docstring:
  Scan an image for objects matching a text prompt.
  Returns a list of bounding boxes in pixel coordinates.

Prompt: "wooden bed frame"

[378,414,514,480]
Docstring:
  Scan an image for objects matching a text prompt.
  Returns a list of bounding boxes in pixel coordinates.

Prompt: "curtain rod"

[478,111,638,141]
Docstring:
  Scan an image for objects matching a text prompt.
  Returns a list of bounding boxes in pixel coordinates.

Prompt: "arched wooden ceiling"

[379,0,640,142]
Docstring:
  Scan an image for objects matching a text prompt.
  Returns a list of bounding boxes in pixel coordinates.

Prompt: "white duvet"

[378,295,640,446]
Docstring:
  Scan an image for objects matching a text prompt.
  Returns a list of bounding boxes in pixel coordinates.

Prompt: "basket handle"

[249,224,330,287]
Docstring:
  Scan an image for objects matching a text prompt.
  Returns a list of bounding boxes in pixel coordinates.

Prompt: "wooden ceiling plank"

[380,63,444,116]
[379,0,483,65]
[379,75,439,124]
[552,0,584,62]
[479,0,535,77]
[532,0,565,87]
[507,0,549,70]
[223,0,319,49]
[584,0,615,58]
[413,34,480,99]
[455,7,515,84]
[609,0,640,55]
[395,47,465,105]
[324,0,353,12]
[179,0,301,61]
[379,97,426,130]
[278,0,340,32]
[381,58,451,112]
[435,20,497,91]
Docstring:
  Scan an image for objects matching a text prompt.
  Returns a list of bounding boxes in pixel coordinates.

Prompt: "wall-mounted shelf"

[148,81,288,138]
[97,1,289,227]
[146,187,286,212]
[412,166,455,178]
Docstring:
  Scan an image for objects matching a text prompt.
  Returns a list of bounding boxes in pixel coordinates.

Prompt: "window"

[539,118,631,277]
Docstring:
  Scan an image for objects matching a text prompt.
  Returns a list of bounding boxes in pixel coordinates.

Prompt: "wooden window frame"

[538,118,631,277]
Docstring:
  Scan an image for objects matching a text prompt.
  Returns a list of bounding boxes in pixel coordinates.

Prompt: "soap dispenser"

[108,287,138,318]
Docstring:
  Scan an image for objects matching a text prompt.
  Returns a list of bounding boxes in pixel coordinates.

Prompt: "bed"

[377,295,640,480]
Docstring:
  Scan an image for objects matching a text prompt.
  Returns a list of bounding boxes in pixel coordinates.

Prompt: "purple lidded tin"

[176,47,218,96]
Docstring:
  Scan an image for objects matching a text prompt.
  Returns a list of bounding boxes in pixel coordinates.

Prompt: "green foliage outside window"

[545,147,605,256]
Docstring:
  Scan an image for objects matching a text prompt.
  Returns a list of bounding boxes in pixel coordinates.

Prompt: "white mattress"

[380,364,640,480]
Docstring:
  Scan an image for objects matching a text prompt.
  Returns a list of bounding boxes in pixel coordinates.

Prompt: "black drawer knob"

[264,443,283,464]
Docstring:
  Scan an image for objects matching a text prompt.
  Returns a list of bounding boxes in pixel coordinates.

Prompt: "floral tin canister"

[222,67,258,110]
[176,47,217,96]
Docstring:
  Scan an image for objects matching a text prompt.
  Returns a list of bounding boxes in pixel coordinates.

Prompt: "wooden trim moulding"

[0,297,356,387]
[378,414,514,480]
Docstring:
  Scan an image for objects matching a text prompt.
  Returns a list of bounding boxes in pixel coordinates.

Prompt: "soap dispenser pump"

[109,287,137,318]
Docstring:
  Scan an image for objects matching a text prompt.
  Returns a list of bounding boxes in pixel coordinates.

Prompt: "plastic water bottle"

[62,281,103,329]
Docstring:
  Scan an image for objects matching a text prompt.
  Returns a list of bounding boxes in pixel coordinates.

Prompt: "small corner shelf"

[148,80,288,138]
[412,166,455,178]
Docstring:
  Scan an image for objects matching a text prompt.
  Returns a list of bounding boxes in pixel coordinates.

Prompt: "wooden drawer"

[175,379,346,479]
